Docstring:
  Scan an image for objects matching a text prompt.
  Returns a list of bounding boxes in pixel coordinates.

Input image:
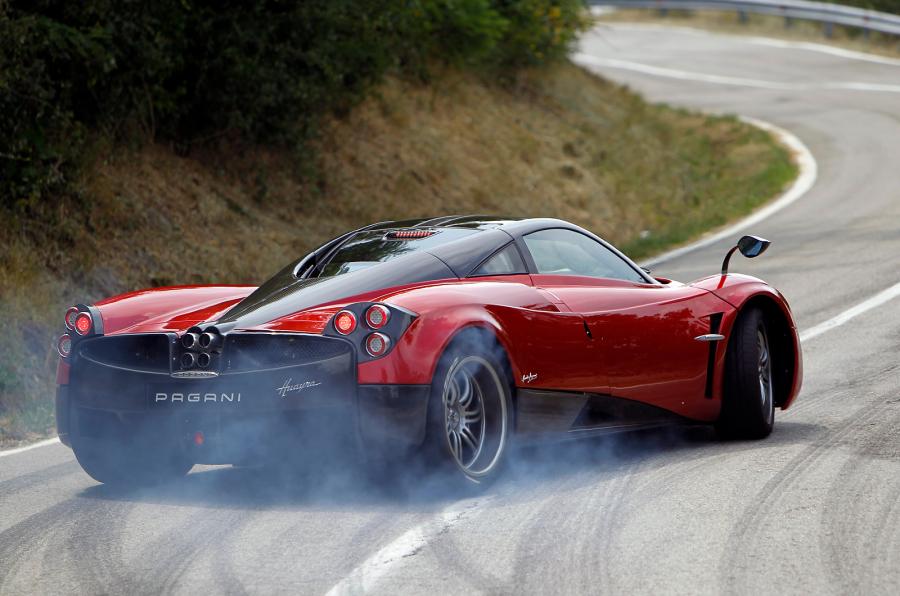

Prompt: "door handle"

[694,334,725,342]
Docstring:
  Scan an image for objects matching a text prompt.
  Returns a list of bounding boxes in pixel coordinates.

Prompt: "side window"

[470,243,527,276]
[522,228,645,283]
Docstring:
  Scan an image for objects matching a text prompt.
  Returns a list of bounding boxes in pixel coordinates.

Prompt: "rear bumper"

[62,383,430,464]
[58,333,431,463]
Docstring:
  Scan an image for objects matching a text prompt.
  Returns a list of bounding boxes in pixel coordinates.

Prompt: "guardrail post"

[784,16,793,29]
[738,10,748,25]
[823,21,833,38]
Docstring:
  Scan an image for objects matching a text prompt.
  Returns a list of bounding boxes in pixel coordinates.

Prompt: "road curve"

[3,24,900,596]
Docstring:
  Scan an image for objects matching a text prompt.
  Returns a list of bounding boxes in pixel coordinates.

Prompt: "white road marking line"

[574,53,793,88]
[835,81,900,93]
[746,37,900,67]
[639,116,817,269]
[800,282,900,343]
[572,54,900,93]
[0,437,60,458]
[592,22,900,66]
[324,497,490,596]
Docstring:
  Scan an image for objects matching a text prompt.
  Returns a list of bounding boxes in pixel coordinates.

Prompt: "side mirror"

[722,235,770,275]
[738,235,770,258]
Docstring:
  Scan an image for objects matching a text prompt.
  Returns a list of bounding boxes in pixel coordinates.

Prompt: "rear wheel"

[717,307,775,439]
[428,337,513,484]
[70,408,193,486]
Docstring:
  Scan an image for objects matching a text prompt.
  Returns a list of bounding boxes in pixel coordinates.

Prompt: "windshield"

[317,228,479,277]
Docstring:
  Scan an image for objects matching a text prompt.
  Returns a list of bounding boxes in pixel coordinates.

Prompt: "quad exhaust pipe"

[181,328,222,369]
[199,332,220,350]
[182,332,200,349]
[180,352,196,369]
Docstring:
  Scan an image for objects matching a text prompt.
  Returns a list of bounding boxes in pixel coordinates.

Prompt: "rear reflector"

[193,431,205,446]
[386,229,434,240]
[64,307,79,331]
[74,312,93,336]
[57,334,72,358]
[334,310,357,335]
[365,332,391,358]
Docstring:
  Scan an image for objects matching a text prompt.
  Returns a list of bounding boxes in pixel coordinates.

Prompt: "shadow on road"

[78,421,823,511]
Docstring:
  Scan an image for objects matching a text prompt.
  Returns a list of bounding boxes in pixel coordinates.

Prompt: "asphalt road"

[3,24,900,596]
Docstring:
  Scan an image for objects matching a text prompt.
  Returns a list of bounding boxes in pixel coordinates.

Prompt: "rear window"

[318,228,478,277]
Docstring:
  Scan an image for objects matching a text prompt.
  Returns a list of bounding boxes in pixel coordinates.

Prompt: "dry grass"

[0,61,795,443]
[596,9,900,57]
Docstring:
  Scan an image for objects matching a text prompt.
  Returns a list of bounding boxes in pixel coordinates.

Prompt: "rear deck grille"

[223,333,350,372]
[77,334,171,373]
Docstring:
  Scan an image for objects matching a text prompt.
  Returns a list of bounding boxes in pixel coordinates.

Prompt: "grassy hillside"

[0,61,796,444]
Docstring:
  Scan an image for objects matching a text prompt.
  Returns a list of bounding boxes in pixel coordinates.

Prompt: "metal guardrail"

[589,0,900,36]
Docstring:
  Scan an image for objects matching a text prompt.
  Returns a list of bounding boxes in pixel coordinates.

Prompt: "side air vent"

[705,313,724,398]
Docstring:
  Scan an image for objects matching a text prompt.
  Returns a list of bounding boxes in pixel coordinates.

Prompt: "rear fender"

[357,302,596,393]
[356,305,517,385]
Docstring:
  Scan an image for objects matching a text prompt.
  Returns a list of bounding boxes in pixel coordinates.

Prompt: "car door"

[465,241,604,395]
[520,228,730,420]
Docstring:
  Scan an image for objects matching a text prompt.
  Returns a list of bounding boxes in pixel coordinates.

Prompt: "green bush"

[491,0,588,66]
[0,0,587,209]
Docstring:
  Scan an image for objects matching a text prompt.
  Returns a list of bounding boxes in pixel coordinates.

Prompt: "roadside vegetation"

[0,2,796,443]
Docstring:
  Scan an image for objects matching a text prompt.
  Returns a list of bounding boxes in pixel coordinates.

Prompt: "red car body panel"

[83,271,801,421]
[95,285,256,335]
[529,275,735,421]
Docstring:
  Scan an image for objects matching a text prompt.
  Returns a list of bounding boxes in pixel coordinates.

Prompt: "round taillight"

[74,312,93,336]
[57,334,72,358]
[334,310,357,335]
[64,307,79,331]
[365,304,390,330]
[365,332,391,358]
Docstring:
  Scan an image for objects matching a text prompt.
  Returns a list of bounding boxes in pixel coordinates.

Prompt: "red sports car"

[55,216,802,484]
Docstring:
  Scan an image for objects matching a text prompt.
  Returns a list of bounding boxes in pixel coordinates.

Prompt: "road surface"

[3,23,900,595]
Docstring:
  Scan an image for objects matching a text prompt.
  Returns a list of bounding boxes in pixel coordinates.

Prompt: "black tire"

[717,307,775,439]
[70,408,193,486]
[426,332,514,484]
